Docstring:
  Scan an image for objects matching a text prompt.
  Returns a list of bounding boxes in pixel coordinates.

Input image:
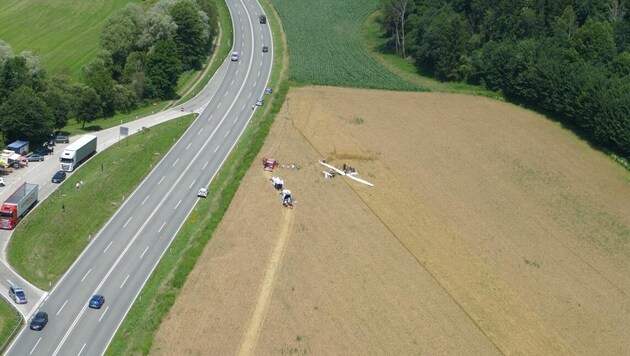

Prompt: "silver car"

[230,51,239,61]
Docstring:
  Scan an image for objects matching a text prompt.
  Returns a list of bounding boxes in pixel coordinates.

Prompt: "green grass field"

[273,0,420,90]
[0,0,139,80]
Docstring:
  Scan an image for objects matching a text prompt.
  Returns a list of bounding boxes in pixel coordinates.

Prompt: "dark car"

[9,285,27,304]
[55,135,69,144]
[27,153,45,162]
[52,170,67,183]
[259,14,266,24]
[30,311,48,330]
[36,146,54,155]
[89,295,105,309]
[262,45,269,53]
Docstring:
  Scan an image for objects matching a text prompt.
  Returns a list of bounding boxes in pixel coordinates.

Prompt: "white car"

[197,188,209,198]
[0,178,5,187]
[230,51,239,61]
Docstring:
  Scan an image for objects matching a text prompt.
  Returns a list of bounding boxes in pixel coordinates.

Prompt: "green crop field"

[0,0,139,80]
[273,0,420,90]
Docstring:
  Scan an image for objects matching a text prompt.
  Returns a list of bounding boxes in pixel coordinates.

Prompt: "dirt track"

[152,87,630,355]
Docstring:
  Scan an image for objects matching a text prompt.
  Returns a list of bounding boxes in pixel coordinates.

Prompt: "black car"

[262,45,269,53]
[30,311,48,330]
[52,170,67,183]
[36,146,54,155]
[259,14,266,24]
[27,153,45,162]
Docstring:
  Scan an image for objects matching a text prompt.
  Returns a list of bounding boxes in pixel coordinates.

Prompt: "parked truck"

[60,135,97,172]
[0,183,38,230]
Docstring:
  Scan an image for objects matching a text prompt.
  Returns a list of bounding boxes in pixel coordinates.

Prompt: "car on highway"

[51,170,67,183]
[89,295,105,309]
[259,14,266,24]
[55,135,69,144]
[27,153,45,162]
[197,187,209,198]
[29,311,48,330]
[9,285,27,304]
[0,178,5,187]
[256,98,264,106]
[230,51,239,61]
[262,45,269,53]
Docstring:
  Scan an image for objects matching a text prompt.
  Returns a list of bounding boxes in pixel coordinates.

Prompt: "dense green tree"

[82,52,116,116]
[146,38,182,99]
[137,10,178,50]
[112,84,138,113]
[75,86,102,128]
[573,19,616,63]
[0,56,30,100]
[171,0,207,70]
[101,6,142,80]
[0,86,54,143]
[610,51,630,76]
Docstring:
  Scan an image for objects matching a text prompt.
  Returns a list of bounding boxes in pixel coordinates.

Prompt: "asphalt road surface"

[4,0,272,354]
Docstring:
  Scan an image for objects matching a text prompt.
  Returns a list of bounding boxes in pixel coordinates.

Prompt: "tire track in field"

[238,207,294,356]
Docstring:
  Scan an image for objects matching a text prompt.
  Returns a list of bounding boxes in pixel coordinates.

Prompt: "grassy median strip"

[0,299,21,354]
[106,0,288,353]
[8,115,195,290]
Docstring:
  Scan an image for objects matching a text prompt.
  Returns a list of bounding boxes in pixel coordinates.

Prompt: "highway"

[4,0,272,354]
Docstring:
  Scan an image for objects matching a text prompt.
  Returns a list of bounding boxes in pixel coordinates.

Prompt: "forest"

[380,0,630,157]
[0,0,217,144]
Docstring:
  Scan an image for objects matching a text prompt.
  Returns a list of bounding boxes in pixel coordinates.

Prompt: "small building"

[7,141,29,155]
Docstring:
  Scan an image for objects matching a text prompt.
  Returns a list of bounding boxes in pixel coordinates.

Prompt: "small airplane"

[318,161,374,187]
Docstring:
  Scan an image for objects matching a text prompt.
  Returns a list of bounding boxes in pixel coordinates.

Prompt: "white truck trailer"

[60,135,97,172]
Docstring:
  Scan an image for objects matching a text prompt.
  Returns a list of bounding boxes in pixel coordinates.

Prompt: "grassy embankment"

[0,299,21,354]
[0,0,140,81]
[106,0,288,353]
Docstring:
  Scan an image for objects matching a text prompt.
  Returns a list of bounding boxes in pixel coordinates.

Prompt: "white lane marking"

[189,179,196,189]
[172,158,179,167]
[81,269,91,282]
[217,102,222,108]
[253,81,257,87]
[224,90,229,97]
[225,130,230,138]
[214,145,220,153]
[29,337,42,355]
[158,222,166,232]
[98,306,109,322]
[140,246,149,259]
[142,195,150,205]
[248,92,252,98]
[198,127,204,135]
[104,241,113,253]
[57,300,68,315]
[158,176,165,185]
[231,79,235,86]
[202,161,209,170]
[242,104,247,111]
[174,200,182,210]
[77,343,87,356]
[235,70,239,76]
[120,274,130,289]
[186,142,192,150]
[123,217,132,228]
[6,279,12,285]
[234,117,238,123]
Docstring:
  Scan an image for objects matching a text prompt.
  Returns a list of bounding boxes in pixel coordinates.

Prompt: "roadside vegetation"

[272,0,420,90]
[106,0,287,352]
[0,299,21,354]
[8,115,195,289]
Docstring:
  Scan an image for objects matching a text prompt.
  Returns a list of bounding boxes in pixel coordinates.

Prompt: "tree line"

[380,0,630,157]
[0,0,217,145]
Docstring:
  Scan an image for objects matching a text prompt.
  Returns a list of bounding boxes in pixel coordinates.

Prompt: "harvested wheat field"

[152,86,630,355]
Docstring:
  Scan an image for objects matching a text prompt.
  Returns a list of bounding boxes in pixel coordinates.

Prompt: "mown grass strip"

[8,115,195,289]
[105,0,288,353]
[272,0,419,90]
[0,299,21,354]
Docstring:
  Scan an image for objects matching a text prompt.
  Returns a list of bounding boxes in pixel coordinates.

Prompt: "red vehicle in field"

[0,183,38,230]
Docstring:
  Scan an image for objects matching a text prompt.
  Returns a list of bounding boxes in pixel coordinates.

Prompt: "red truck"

[0,183,38,230]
